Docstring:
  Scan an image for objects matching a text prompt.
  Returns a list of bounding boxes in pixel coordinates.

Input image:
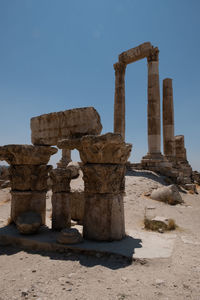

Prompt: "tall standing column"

[147,47,162,156]
[163,78,175,160]
[57,149,71,169]
[114,62,126,140]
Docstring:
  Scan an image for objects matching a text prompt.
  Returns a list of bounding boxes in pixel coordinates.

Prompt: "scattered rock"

[184,184,198,194]
[57,228,83,244]
[150,184,183,205]
[16,211,42,234]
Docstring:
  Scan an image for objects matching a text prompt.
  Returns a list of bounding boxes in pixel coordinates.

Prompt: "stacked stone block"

[50,168,75,230]
[0,145,57,224]
[58,133,132,241]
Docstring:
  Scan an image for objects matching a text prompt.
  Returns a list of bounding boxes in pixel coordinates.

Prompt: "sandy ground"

[0,170,200,300]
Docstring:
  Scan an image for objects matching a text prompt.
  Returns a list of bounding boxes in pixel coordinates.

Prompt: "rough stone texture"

[31,107,102,146]
[147,48,161,155]
[118,42,152,64]
[0,145,57,165]
[10,165,52,191]
[50,168,72,193]
[82,164,125,194]
[144,216,174,232]
[113,62,126,139]
[163,78,175,159]
[83,194,125,241]
[11,191,46,224]
[58,133,132,164]
[192,171,200,185]
[51,193,71,230]
[16,211,42,234]
[57,149,72,169]
[184,184,198,194]
[70,192,85,224]
[150,185,183,205]
[175,135,187,162]
[57,228,83,244]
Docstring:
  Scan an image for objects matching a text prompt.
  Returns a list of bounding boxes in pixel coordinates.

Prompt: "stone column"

[175,135,187,162]
[113,62,126,140]
[163,78,175,160]
[0,145,57,225]
[147,47,162,156]
[58,133,132,241]
[57,149,71,169]
[50,168,72,230]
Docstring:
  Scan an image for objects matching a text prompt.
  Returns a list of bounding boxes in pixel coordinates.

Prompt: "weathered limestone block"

[58,133,132,164]
[83,194,125,241]
[0,145,57,165]
[150,185,183,205]
[113,62,126,139]
[119,42,152,64]
[50,168,72,193]
[51,193,71,230]
[82,164,125,194]
[70,192,85,224]
[57,228,83,244]
[175,135,187,161]
[11,191,46,224]
[10,165,52,191]
[31,107,102,146]
[16,211,42,234]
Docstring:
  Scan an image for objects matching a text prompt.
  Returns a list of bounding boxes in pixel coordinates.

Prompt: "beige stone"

[58,133,132,164]
[31,107,102,146]
[82,164,125,194]
[118,42,152,64]
[163,78,175,159]
[83,193,125,241]
[51,193,71,230]
[70,192,85,224]
[175,135,187,161]
[0,145,57,165]
[150,185,183,205]
[10,165,52,191]
[11,191,46,224]
[50,168,72,193]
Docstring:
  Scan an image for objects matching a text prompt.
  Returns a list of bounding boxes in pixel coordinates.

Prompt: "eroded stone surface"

[70,192,85,224]
[10,165,52,191]
[11,191,46,224]
[150,185,183,205]
[51,193,71,230]
[0,145,57,165]
[50,169,71,193]
[57,228,83,244]
[31,107,102,146]
[58,133,132,164]
[16,211,42,235]
[83,193,125,241]
[82,164,125,194]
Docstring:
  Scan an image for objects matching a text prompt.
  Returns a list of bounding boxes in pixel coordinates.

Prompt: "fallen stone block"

[57,228,83,244]
[150,184,183,205]
[31,107,102,146]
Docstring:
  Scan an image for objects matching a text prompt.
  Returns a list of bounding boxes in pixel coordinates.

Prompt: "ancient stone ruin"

[113,42,195,186]
[0,42,199,245]
[0,107,131,242]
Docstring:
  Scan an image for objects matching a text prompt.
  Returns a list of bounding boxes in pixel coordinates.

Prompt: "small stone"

[57,228,83,244]
[156,279,165,285]
[150,185,183,205]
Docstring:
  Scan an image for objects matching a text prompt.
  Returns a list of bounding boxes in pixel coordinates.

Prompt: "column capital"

[147,47,159,62]
[113,62,126,74]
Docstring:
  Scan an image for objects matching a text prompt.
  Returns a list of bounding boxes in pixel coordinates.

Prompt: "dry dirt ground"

[0,170,200,300]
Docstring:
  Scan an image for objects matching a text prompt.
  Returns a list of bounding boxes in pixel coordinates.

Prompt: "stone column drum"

[57,149,72,169]
[163,78,175,160]
[147,47,162,156]
[113,62,126,140]
[0,145,57,224]
[50,168,72,230]
[58,133,132,241]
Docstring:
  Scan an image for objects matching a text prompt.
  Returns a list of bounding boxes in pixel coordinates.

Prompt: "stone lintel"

[118,42,152,64]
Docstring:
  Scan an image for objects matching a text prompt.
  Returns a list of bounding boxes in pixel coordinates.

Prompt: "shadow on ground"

[0,225,142,270]
[126,169,167,185]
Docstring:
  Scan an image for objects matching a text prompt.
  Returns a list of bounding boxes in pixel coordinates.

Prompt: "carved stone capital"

[147,47,159,62]
[113,62,126,74]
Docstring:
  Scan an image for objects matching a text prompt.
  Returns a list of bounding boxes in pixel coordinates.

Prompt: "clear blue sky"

[0,0,200,170]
